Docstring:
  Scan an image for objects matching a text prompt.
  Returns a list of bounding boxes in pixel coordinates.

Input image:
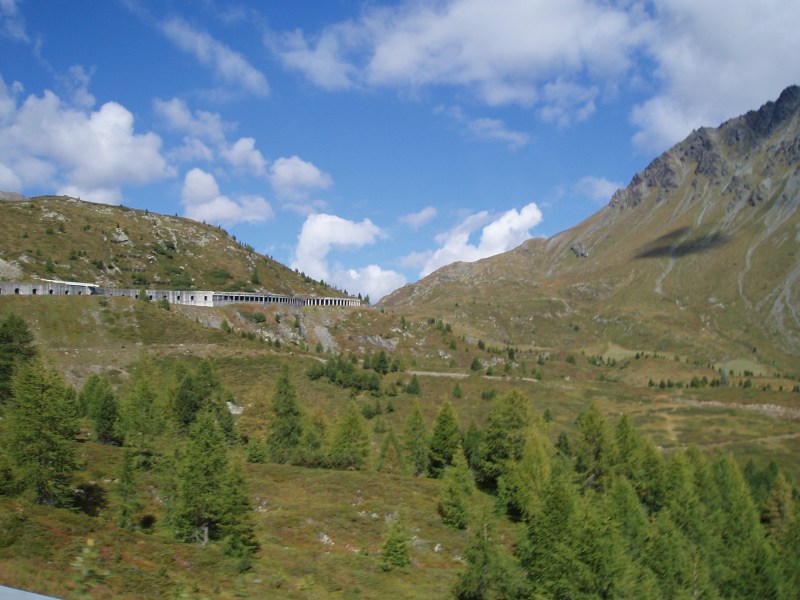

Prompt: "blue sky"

[1,1,798,300]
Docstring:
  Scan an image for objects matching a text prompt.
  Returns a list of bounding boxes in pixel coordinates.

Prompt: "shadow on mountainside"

[635,227,731,259]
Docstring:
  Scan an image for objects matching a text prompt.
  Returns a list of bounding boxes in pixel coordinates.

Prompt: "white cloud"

[400,206,437,229]
[275,28,359,90]
[631,0,800,153]
[467,118,530,150]
[574,176,621,205]
[181,167,273,225]
[269,155,333,199]
[291,213,382,280]
[332,264,407,302]
[222,137,267,176]
[539,79,597,127]
[0,161,22,190]
[274,0,647,114]
[436,104,530,149]
[290,212,404,299]
[0,0,29,42]
[0,77,172,203]
[153,97,226,142]
[161,17,269,97]
[419,202,542,276]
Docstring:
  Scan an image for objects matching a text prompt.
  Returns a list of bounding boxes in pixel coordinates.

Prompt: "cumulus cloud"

[161,17,269,97]
[290,212,404,299]
[153,97,226,142]
[221,137,268,176]
[332,265,407,302]
[418,202,542,276]
[291,213,381,279]
[574,176,622,205]
[269,155,333,199]
[400,206,437,229]
[0,76,172,203]
[181,167,273,225]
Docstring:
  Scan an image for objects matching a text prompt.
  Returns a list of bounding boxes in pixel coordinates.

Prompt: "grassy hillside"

[0,195,343,298]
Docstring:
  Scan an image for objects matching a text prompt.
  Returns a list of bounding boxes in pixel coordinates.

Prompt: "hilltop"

[0,195,344,298]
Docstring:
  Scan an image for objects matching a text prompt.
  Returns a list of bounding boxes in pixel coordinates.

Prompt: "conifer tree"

[437,447,475,528]
[380,516,410,571]
[762,471,796,540]
[218,461,259,561]
[478,390,530,487]
[117,448,140,530]
[328,401,370,470]
[172,410,229,545]
[402,402,429,476]
[90,378,119,444]
[496,419,551,521]
[462,420,484,471]
[454,508,528,600]
[296,410,328,468]
[0,313,36,403]
[574,401,616,489]
[405,373,421,394]
[266,366,303,463]
[376,429,406,475]
[428,399,462,477]
[4,358,79,506]
[117,374,165,448]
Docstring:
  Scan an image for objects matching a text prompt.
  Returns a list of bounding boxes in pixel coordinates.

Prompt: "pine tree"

[380,516,410,571]
[4,358,79,506]
[437,448,475,528]
[266,366,303,463]
[117,448,140,530]
[428,399,462,477]
[328,401,370,470]
[403,402,429,476]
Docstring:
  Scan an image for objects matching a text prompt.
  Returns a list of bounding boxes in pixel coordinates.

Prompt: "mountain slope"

[383,86,800,370]
[0,195,341,298]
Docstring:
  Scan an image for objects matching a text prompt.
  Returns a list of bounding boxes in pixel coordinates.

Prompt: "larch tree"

[437,447,475,529]
[428,399,462,478]
[0,313,37,403]
[402,402,429,476]
[266,366,303,464]
[478,390,531,488]
[328,401,370,470]
[3,358,79,506]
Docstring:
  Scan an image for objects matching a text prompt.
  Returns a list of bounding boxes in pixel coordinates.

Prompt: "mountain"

[382,86,800,371]
[0,195,341,298]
